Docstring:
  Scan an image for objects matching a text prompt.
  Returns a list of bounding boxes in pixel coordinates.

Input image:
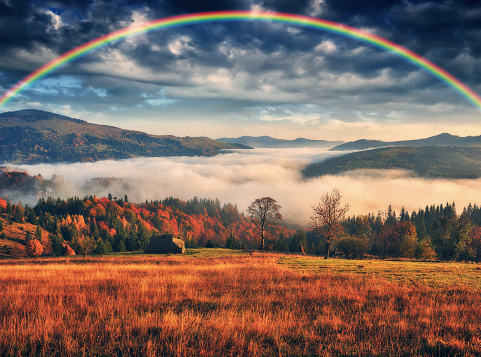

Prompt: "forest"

[1,169,481,261]
[0,193,295,257]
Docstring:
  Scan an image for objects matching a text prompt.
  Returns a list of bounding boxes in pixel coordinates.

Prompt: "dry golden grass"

[0,252,480,356]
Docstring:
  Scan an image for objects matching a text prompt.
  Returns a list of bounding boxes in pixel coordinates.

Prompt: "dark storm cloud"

[0,0,51,49]
[162,0,243,14]
[320,0,481,84]
[257,0,311,14]
[1,0,478,78]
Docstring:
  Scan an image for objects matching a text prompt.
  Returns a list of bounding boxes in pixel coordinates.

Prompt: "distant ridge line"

[216,135,343,148]
[330,133,481,151]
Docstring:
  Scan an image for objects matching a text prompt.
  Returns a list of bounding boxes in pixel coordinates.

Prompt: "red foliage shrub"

[26,239,44,257]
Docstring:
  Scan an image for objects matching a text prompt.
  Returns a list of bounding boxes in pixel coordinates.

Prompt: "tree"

[395,221,418,258]
[310,188,349,258]
[247,197,282,251]
[290,230,308,253]
[466,227,481,262]
[13,205,24,223]
[49,233,64,256]
[273,232,289,252]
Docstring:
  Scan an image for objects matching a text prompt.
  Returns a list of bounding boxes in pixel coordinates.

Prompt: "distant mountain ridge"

[0,109,248,164]
[216,135,343,148]
[331,133,481,151]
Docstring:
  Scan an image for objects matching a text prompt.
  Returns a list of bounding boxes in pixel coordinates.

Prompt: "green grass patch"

[183,248,249,258]
[278,256,481,289]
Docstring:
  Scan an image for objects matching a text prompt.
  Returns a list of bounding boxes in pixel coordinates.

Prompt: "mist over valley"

[5,147,481,226]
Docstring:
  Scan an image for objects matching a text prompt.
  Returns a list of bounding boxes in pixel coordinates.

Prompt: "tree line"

[245,190,481,262]
[0,195,295,257]
[339,201,481,261]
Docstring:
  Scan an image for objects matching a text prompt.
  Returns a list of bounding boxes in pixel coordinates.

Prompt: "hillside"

[303,145,481,179]
[331,133,481,151]
[0,192,295,257]
[0,109,249,164]
[216,135,343,148]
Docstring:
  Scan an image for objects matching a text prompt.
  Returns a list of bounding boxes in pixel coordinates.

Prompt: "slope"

[0,109,248,164]
[331,133,481,151]
[303,146,481,179]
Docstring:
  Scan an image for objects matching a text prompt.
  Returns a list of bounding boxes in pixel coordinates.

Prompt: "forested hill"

[0,109,249,164]
[331,133,481,151]
[303,146,481,179]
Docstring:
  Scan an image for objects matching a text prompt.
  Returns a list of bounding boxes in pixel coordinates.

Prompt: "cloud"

[7,148,481,227]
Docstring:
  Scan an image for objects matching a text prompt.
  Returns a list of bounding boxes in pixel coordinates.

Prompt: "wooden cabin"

[144,234,185,254]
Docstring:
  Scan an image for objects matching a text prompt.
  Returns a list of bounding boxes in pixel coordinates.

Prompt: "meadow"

[1,250,480,356]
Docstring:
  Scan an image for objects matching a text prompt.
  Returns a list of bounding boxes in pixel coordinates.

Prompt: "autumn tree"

[247,197,282,250]
[310,188,349,258]
[26,239,44,257]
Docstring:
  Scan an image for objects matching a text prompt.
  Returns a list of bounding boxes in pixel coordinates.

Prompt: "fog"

[11,148,481,226]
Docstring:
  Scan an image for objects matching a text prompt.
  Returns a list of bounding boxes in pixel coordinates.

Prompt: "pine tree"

[35,224,42,240]
[298,231,308,253]
[50,233,63,256]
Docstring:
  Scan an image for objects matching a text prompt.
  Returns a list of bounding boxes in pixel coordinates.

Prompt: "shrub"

[26,239,44,257]
[337,236,368,259]
[415,239,437,260]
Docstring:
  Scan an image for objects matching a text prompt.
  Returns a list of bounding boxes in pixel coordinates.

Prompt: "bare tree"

[310,188,349,258]
[247,197,282,250]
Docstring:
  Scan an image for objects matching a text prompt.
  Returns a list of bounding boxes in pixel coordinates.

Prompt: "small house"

[144,234,185,254]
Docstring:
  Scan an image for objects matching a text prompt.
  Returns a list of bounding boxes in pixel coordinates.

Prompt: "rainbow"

[1,10,480,111]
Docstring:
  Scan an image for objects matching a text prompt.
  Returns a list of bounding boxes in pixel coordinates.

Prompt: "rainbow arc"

[1,10,480,111]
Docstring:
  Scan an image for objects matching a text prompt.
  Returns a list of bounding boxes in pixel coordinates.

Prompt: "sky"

[0,0,481,141]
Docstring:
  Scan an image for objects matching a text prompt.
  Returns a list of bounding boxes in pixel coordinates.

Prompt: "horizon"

[1,107,477,143]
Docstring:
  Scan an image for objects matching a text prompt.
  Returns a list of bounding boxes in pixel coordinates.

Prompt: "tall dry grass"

[0,253,480,356]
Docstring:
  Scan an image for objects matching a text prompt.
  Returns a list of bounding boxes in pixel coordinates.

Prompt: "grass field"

[1,250,480,356]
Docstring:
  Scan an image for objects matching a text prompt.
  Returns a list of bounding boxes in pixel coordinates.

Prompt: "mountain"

[302,146,481,179]
[216,135,343,148]
[0,109,249,164]
[331,133,481,151]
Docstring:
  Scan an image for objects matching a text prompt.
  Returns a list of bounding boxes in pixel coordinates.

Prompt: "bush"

[337,236,368,259]
[416,239,437,260]
[226,235,241,249]
[205,240,215,248]
[26,239,44,257]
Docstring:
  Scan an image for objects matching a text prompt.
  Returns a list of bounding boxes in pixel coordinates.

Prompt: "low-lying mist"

[9,148,481,226]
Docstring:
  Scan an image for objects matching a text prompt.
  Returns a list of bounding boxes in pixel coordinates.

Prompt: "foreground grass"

[0,252,480,356]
